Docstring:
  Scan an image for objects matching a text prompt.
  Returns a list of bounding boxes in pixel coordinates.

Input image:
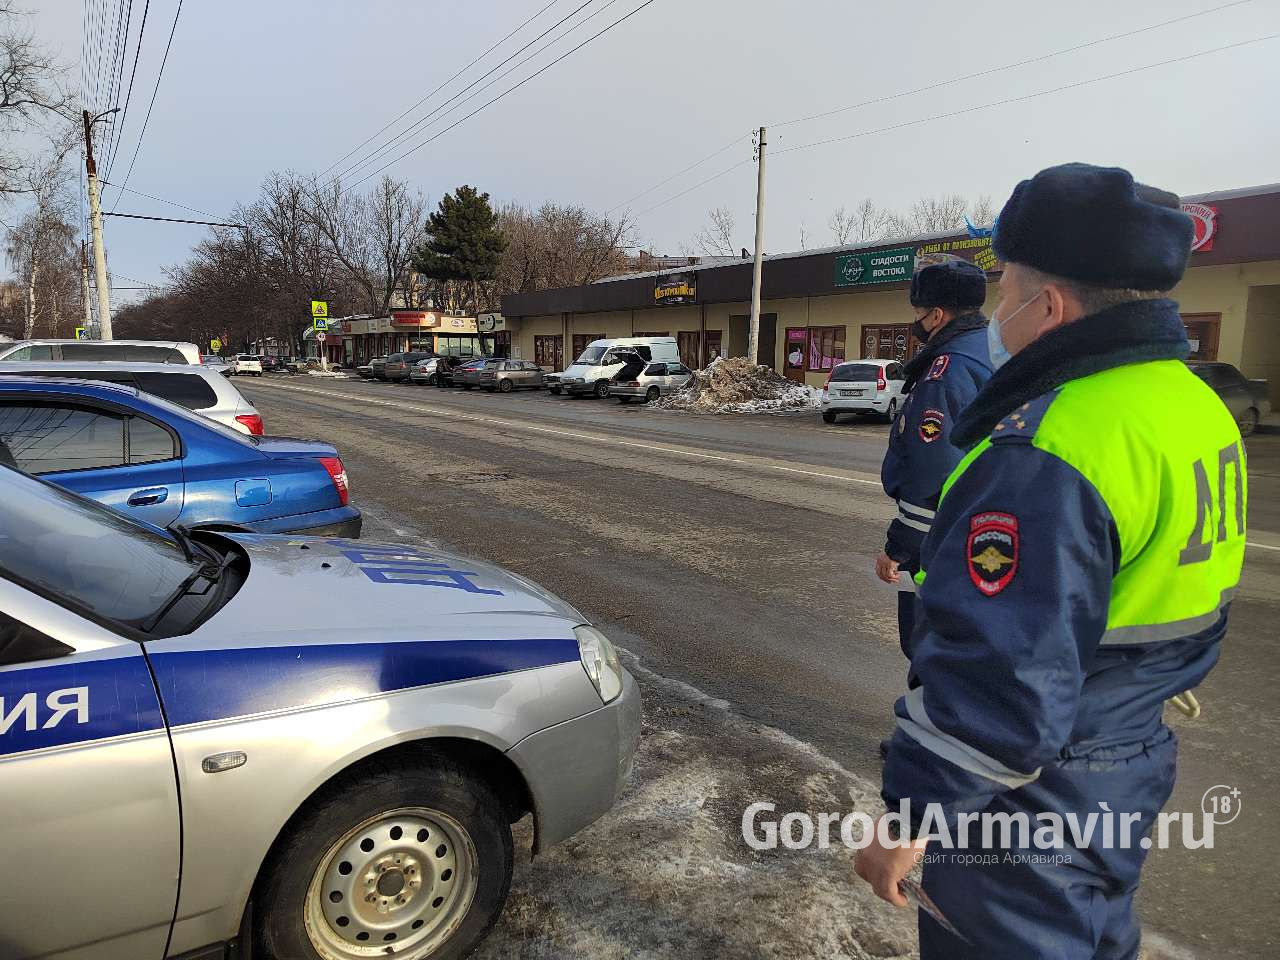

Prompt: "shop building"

[501,183,1280,403]
[336,311,508,365]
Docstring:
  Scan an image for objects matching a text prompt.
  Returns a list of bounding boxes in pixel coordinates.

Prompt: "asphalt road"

[242,374,1280,959]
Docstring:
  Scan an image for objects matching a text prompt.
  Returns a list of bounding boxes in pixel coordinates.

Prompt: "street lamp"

[82,107,122,340]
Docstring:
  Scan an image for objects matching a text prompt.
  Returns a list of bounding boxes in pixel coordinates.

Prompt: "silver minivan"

[0,339,200,364]
[0,361,266,435]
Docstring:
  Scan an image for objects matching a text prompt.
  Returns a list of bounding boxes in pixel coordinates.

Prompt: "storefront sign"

[1181,203,1218,252]
[391,310,436,327]
[655,272,696,305]
[477,312,505,332]
[914,235,1000,273]
[834,246,915,286]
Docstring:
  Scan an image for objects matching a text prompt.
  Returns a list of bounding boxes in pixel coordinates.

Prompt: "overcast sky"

[21,0,1280,302]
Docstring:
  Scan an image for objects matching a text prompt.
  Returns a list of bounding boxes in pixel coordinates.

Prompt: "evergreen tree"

[412,185,506,312]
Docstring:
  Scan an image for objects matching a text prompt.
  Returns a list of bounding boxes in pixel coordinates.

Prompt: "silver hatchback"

[612,360,693,403]
[480,359,545,392]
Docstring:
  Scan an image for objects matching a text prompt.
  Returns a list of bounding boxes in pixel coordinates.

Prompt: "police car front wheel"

[254,761,514,960]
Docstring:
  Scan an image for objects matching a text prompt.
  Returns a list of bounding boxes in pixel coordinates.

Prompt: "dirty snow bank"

[654,357,820,415]
[307,368,350,378]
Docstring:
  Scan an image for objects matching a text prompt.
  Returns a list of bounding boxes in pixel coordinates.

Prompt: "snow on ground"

[654,357,821,415]
[306,368,351,378]
[474,652,918,960]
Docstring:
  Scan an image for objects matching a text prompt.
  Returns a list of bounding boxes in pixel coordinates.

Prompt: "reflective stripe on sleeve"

[896,513,932,533]
[897,499,937,520]
[896,687,1041,790]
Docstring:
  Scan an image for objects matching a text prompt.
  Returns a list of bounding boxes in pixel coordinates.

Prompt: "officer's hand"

[875,551,901,584]
[854,814,926,908]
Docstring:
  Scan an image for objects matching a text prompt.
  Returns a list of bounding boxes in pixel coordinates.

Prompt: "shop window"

[1181,313,1220,361]
[572,333,605,359]
[806,326,846,371]
[860,324,918,363]
[492,331,512,358]
[535,335,563,370]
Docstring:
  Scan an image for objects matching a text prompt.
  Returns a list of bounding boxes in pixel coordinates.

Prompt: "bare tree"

[969,194,996,227]
[694,206,737,258]
[366,176,425,311]
[494,201,635,296]
[4,141,77,337]
[829,198,898,245]
[1,2,76,197]
[906,194,971,234]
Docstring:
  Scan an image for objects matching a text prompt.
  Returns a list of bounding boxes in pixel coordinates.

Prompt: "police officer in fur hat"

[877,259,993,659]
[856,163,1246,959]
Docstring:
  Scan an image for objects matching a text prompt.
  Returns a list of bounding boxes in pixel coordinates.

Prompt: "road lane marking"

[250,379,1280,551]
[252,380,882,486]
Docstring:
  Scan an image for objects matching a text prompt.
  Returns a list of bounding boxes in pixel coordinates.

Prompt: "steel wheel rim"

[304,807,478,959]
[645,387,659,402]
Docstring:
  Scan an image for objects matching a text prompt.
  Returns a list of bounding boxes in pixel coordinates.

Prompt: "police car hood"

[191,534,587,646]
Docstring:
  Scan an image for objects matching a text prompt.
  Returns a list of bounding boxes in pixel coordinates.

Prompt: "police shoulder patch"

[926,354,950,381]
[967,512,1018,596]
[918,408,945,443]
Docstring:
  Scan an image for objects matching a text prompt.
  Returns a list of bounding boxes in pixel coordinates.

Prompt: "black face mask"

[911,311,936,343]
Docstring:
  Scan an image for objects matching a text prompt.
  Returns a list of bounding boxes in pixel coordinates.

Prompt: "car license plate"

[840,389,864,397]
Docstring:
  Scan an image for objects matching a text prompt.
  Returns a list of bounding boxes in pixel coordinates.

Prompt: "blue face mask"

[987,291,1042,370]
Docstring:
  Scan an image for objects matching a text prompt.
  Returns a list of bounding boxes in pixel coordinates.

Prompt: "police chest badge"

[919,409,944,443]
[968,512,1018,596]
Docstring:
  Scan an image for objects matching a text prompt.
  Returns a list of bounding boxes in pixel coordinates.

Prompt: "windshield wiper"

[170,524,218,565]
[140,546,237,633]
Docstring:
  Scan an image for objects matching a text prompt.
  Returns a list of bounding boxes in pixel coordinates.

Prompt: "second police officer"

[877,259,994,657]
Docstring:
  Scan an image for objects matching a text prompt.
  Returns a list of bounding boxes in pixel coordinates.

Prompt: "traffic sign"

[313,316,329,332]
[210,338,222,351]
[316,332,327,343]
[311,300,328,318]
[74,326,87,340]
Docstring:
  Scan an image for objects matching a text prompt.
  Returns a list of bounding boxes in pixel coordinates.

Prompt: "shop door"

[1181,313,1220,361]
[783,327,807,383]
[757,314,779,370]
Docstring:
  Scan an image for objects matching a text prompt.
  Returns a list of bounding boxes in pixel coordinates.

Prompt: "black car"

[435,356,483,387]
[1188,361,1271,437]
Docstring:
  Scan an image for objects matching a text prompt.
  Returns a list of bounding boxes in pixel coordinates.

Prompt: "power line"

[100,180,223,220]
[332,0,603,185]
[100,0,134,174]
[607,134,750,214]
[768,0,1258,131]
[103,211,245,228]
[772,32,1280,158]
[350,0,659,189]
[108,0,184,214]
[631,31,1280,220]
[317,0,560,178]
[104,0,152,183]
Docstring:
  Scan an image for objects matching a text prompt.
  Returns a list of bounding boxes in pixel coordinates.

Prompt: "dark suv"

[382,352,437,382]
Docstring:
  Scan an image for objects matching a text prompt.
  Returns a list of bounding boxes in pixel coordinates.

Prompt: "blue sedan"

[0,377,361,537]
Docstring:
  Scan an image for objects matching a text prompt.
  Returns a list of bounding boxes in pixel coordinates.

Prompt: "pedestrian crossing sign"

[74,326,87,340]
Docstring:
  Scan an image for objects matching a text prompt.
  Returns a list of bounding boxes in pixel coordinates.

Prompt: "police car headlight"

[574,625,623,704]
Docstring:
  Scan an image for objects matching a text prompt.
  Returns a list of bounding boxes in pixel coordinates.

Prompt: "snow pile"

[654,356,820,414]
[307,368,350,378]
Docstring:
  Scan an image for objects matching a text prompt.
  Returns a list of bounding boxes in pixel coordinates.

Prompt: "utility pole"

[747,126,767,365]
[80,241,92,331]
[82,109,116,340]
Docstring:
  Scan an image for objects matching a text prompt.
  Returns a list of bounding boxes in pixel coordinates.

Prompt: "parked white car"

[820,358,907,423]
[0,338,200,364]
[229,354,264,377]
[0,360,266,435]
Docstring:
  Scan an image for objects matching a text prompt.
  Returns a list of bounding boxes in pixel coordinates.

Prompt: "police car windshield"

[0,466,202,625]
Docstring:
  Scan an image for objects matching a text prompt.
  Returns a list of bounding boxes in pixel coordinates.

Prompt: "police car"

[0,464,640,960]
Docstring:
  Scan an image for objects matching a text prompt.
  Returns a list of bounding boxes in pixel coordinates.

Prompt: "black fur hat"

[993,163,1194,291]
[909,259,988,310]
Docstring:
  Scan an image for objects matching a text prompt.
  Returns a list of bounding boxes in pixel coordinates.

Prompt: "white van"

[547,336,681,398]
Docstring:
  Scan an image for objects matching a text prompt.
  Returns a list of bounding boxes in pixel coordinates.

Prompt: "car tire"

[498,379,513,393]
[1239,406,1260,438]
[427,374,437,386]
[617,395,632,404]
[644,386,660,404]
[462,384,473,390]
[822,410,837,424]
[549,386,562,395]
[253,758,513,960]
[593,380,611,399]
[885,398,898,423]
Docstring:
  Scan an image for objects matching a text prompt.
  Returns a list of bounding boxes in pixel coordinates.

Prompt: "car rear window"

[134,372,218,410]
[58,343,127,361]
[127,346,187,363]
[829,363,882,382]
